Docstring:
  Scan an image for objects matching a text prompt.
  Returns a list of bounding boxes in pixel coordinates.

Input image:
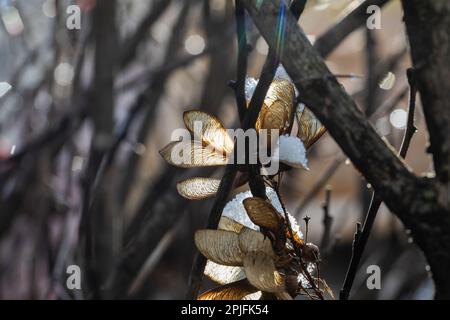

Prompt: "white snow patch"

[272,135,308,170]
[244,66,299,101]
[222,187,302,238]
[244,76,258,101]
[298,263,316,288]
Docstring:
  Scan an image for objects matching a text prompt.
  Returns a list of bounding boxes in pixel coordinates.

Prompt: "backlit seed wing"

[238,227,275,258]
[176,177,220,200]
[255,80,295,134]
[243,197,282,232]
[243,252,285,293]
[296,105,326,149]
[218,216,245,233]
[204,260,246,285]
[159,140,228,168]
[195,230,243,266]
[183,110,234,155]
[197,279,258,300]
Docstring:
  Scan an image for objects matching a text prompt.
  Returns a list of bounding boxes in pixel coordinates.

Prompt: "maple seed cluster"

[160,74,331,300]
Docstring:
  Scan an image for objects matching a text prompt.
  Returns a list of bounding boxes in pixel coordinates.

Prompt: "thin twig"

[339,68,418,300]
[120,0,172,68]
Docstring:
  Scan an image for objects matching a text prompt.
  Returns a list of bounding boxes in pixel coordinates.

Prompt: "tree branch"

[402,0,450,184]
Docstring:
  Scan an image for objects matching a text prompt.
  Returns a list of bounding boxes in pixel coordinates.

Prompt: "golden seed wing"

[197,280,257,300]
[256,80,295,133]
[159,140,228,168]
[243,197,281,232]
[296,106,326,149]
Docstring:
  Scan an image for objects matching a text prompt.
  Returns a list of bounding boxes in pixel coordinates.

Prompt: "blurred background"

[0,0,435,299]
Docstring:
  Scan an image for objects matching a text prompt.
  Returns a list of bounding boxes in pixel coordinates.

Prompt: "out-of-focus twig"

[232,0,249,123]
[295,156,344,217]
[120,0,172,68]
[313,0,390,58]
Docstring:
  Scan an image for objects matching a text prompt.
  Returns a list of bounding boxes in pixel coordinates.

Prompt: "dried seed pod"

[197,279,258,300]
[195,230,243,266]
[176,177,220,200]
[183,110,234,155]
[159,140,228,168]
[302,242,320,263]
[204,260,246,285]
[296,105,326,149]
[243,251,285,293]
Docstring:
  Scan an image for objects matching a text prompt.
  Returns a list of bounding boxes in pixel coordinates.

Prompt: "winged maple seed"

[195,197,334,300]
[159,78,326,201]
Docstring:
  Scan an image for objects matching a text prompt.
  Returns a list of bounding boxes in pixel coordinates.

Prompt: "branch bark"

[402,0,450,185]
